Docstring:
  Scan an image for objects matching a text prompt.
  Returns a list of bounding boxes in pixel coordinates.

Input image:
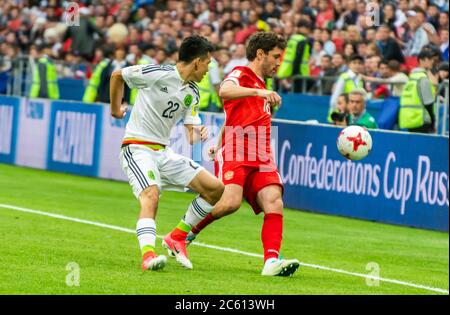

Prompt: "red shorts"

[214,159,284,214]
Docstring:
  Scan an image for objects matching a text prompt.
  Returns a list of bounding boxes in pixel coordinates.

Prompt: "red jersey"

[220,66,274,166]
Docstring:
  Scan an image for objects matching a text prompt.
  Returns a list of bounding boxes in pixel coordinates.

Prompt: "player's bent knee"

[260,187,284,213]
[272,197,284,212]
[139,185,159,203]
[209,180,225,203]
[199,179,224,205]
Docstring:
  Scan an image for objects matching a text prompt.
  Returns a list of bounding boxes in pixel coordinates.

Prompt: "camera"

[330,110,349,123]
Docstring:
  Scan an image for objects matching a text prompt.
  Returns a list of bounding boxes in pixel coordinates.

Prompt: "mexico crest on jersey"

[184,94,193,107]
[191,104,199,116]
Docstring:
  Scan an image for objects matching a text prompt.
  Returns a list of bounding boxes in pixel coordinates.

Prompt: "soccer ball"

[337,125,372,161]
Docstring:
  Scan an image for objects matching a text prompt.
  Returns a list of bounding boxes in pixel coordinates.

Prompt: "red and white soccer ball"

[337,125,372,161]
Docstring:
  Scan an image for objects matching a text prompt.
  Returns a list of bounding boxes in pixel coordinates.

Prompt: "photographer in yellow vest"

[83,46,132,104]
[29,44,59,100]
[399,49,437,133]
[277,20,312,93]
[328,54,365,122]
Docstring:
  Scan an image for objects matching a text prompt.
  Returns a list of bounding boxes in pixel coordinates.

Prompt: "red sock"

[261,213,283,262]
[170,228,188,241]
[191,213,216,234]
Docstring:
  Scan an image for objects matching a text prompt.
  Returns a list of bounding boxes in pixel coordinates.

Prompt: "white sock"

[136,218,156,254]
[183,196,214,227]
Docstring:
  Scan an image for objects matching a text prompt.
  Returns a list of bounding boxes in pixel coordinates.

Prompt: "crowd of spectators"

[0,0,449,96]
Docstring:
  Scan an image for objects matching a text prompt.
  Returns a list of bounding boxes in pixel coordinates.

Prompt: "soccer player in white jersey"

[110,36,224,271]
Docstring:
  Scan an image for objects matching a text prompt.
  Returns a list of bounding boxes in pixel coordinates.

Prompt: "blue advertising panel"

[0,96,20,164]
[46,101,103,177]
[273,120,449,231]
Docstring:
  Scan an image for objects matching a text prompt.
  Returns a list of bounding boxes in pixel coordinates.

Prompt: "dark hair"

[422,43,441,57]
[339,93,349,103]
[344,42,357,53]
[178,35,214,63]
[297,20,312,31]
[322,28,332,36]
[388,59,401,72]
[322,54,332,61]
[379,23,391,30]
[418,49,434,61]
[333,52,345,58]
[380,59,389,66]
[384,2,397,10]
[438,62,449,72]
[413,6,426,16]
[246,32,286,61]
[349,54,364,63]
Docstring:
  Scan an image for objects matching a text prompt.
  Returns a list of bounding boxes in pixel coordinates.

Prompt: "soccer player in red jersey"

[185,32,300,276]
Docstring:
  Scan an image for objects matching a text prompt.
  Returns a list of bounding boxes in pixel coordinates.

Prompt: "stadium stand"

[0,0,449,133]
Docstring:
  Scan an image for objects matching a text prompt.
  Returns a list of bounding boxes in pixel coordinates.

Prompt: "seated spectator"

[332,52,348,74]
[346,25,362,43]
[395,0,409,28]
[0,43,16,72]
[316,0,334,29]
[437,61,449,98]
[364,54,382,93]
[316,54,337,95]
[309,40,326,76]
[343,42,357,60]
[376,24,405,63]
[321,28,336,56]
[414,6,441,46]
[223,43,248,75]
[342,0,359,27]
[438,61,449,82]
[366,43,381,57]
[439,28,449,61]
[404,10,430,56]
[365,27,377,43]
[438,10,449,30]
[427,3,441,30]
[357,41,368,59]
[260,1,281,21]
[347,88,378,129]
[383,3,399,36]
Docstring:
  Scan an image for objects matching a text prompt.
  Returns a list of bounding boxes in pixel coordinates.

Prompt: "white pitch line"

[0,203,448,295]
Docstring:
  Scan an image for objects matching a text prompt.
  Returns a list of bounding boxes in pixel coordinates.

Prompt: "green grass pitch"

[0,163,448,295]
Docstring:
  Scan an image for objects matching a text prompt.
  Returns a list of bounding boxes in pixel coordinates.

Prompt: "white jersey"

[121,64,201,145]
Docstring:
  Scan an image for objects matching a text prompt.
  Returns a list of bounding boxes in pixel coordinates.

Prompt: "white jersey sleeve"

[121,64,172,89]
[183,105,201,125]
[183,83,201,125]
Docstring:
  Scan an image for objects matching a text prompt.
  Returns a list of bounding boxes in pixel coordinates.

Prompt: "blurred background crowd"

[0,0,449,132]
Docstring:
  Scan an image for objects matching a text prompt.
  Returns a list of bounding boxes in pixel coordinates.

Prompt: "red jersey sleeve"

[221,69,246,87]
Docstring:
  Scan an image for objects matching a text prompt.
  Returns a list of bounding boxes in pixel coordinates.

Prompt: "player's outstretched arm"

[110,70,127,119]
[219,81,281,107]
[185,124,208,145]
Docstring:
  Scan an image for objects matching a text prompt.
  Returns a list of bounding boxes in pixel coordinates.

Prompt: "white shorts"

[120,144,204,198]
